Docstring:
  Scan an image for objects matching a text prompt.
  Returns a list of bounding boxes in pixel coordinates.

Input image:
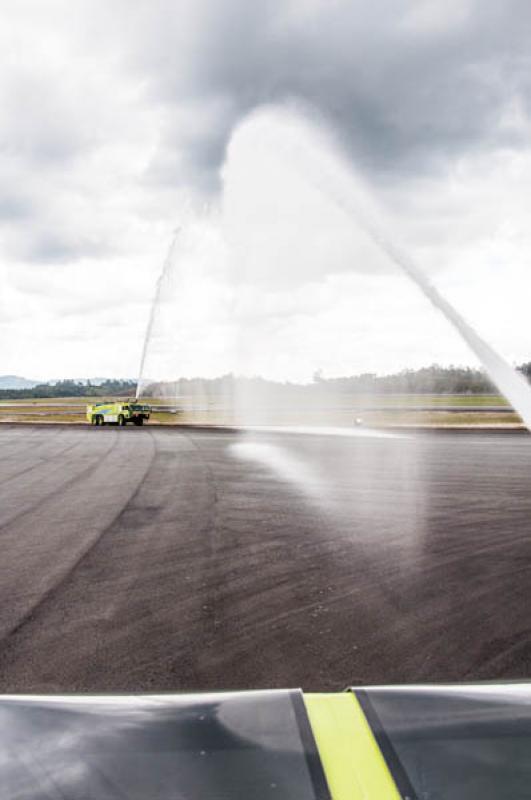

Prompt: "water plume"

[136,230,180,399]
[364,229,531,431]
[230,441,324,504]
[226,107,531,431]
[137,105,531,432]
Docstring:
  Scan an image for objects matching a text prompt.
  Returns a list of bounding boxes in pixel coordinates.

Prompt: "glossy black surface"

[0,690,329,799]
[357,684,531,800]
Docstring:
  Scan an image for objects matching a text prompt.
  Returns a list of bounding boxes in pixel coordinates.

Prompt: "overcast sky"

[1,0,531,381]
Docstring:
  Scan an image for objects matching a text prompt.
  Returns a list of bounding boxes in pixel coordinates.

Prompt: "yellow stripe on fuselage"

[304,693,401,800]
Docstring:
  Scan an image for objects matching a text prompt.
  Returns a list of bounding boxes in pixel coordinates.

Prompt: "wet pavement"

[0,423,530,692]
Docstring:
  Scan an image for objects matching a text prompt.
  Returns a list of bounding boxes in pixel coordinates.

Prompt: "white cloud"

[1,1,531,380]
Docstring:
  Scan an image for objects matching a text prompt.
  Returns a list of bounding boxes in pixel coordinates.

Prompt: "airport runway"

[0,423,531,693]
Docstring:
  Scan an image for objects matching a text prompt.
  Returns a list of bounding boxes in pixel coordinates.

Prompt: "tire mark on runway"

[0,437,88,487]
[0,431,119,532]
[466,627,531,678]
[0,431,157,648]
[1,431,158,645]
[0,426,68,464]
[177,431,227,650]
[0,430,211,691]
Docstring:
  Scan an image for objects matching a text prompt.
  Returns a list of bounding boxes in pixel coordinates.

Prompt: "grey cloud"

[2,0,530,266]
[115,0,531,188]
[0,191,33,221]
[10,230,112,264]
[145,100,238,193]
[0,68,96,165]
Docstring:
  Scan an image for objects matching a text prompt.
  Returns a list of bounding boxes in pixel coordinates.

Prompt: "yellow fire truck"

[86,401,151,426]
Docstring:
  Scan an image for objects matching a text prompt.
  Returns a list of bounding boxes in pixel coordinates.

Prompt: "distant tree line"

[0,379,136,401]
[141,363,531,397]
[315,365,498,394]
[3,364,531,400]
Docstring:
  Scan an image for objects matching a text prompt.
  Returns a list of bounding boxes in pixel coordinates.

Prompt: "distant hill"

[0,378,137,400]
[47,377,109,386]
[0,376,132,390]
[0,375,40,390]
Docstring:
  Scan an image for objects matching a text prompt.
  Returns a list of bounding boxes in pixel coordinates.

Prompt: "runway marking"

[240,425,406,439]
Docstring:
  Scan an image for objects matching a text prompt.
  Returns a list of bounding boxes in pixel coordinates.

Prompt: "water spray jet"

[137,107,531,433]
[229,107,531,431]
[136,229,180,399]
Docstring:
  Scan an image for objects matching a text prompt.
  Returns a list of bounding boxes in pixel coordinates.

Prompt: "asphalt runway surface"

[1,423,531,693]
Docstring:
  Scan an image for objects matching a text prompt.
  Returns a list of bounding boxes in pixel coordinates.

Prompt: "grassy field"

[348,393,511,407]
[0,394,522,428]
[0,398,178,426]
